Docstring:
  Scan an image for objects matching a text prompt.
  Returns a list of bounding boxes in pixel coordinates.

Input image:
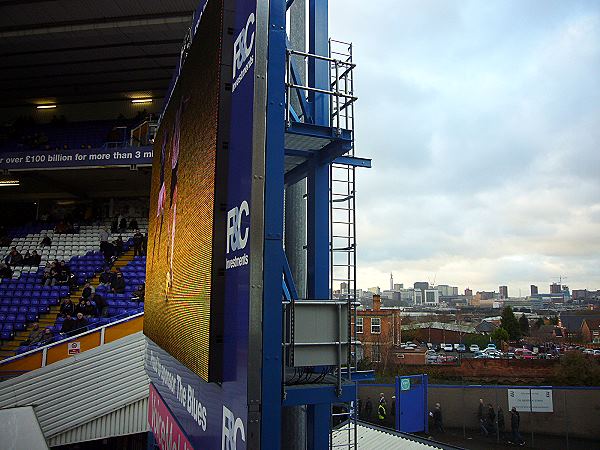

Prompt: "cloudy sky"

[329,0,600,295]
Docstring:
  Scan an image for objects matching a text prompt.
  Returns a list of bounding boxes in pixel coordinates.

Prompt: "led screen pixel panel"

[144,0,226,382]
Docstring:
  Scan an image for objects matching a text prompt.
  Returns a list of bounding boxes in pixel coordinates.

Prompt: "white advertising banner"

[507,389,531,412]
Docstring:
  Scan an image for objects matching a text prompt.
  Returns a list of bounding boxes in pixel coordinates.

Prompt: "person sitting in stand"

[4,247,23,267]
[83,299,97,318]
[73,312,88,332]
[40,328,54,345]
[40,235,52,247]
[44,263,61,286]
[110,269,126,294]
[128,218,139,230]
[21,251,31,265]
[98,267,114,286]
[111,217,118,233]
[28,250,41,266]
[102,241,116,264]
[56,260,71,285]
[0,263,13,279]
[119,217,127,231]
[59,298,76,318]
[93,293,108,318]
[131,284,145,303]
[60,314,76,336]
[25,323,44,345]
[81,282,94,300]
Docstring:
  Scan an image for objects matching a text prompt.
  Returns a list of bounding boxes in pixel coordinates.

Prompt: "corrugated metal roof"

[0,332,148,445]
[331,422,462,450]
[47,397,148,447]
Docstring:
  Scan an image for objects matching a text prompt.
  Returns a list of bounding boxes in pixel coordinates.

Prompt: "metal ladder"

[328,38,357,450]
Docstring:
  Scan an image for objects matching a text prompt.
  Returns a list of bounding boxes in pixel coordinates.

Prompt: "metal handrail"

[0,311,144,367]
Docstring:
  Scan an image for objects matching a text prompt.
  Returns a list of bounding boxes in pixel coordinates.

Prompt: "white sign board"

[530,389,553,412]
[507,389,531,412]
[68,341,81,355]
[507,388,553,413]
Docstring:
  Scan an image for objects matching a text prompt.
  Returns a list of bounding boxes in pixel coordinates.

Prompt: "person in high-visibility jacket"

[378,401,387,424]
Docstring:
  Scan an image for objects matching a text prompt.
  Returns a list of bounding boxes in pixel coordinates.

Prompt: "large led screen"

[144,0,227,382]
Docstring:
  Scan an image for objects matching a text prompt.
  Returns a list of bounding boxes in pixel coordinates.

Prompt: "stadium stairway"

[0,249,136,360]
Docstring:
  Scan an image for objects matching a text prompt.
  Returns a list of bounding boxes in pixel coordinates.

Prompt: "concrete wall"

[357,383,600,440]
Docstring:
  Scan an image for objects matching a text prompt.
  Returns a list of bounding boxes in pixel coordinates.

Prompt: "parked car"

[593,350,600,356]
[583,349,594,355]
[455,344,466,353]
[442,343,454,352]
[473,351,487,359]
[486,343,497,350]
[469,344,480,353]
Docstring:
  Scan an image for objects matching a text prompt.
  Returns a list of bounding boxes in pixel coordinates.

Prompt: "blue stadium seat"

[1,331,13,340]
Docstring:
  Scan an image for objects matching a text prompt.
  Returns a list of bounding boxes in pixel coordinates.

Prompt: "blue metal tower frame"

[261,1,371,449]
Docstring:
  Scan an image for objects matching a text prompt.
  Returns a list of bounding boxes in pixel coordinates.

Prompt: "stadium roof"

[331,422,463,450]
[0,0,197,108]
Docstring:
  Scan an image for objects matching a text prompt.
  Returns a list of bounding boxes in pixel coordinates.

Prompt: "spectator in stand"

[73,312,88,332]
[131,284,145,303]
[83,299,97,318]
[25,323,44,345]
[119,217,127,231]
[57,260,73,286]
[61,314,76,336]
[81,282,94,300]
[98,267,114,286]
[4,247,23,267]
[76,298,87,316]
[128,218,139,230]
[21,251,31,265]
[93,293,108,317]
[24,250,41,266]
[99,226,110,252]
[111,217,118,233]
[102,241,116,264]
[40,328,54,345]
[142,233,148,255]
[111,269,126,294]
[40,234,52,247]
[0,263,12,279]
[44,263,61,286]
[133,230,144,256]
[114,235,124,254]
[59,298,76,317]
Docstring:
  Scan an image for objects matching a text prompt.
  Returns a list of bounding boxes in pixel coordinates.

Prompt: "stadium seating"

[0,219,148,355]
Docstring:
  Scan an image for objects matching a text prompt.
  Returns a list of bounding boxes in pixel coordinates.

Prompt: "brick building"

[353,295,401,362]
[581,318,600,343]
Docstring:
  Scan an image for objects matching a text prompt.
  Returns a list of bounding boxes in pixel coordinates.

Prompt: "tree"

[519,314,530,336]
[500,306,521,340]
[491,327,509,345]
[535,317,544,329]
[553,352,600,386]
[550,316,559,325]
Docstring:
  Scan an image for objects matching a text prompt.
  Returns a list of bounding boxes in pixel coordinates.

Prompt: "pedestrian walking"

[364,397,373,420]
[430,402,444,433]
[509,407,525,446]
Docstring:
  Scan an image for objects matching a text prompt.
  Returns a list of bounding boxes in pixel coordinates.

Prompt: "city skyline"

[330,0,600,293]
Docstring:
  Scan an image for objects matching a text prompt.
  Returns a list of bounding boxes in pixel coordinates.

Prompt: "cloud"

[329,0,600,294]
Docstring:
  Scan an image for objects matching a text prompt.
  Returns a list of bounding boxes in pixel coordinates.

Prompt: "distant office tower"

[340,282,348,294]
[414,281,429,291]
[464,288,473,297]
[437,284,458,297]
[530,285,538,295]
[550,283,561,294]
[499,285,508,299]
[368,286,381,295]
[393,283,404,291]
[390,273,394,291]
